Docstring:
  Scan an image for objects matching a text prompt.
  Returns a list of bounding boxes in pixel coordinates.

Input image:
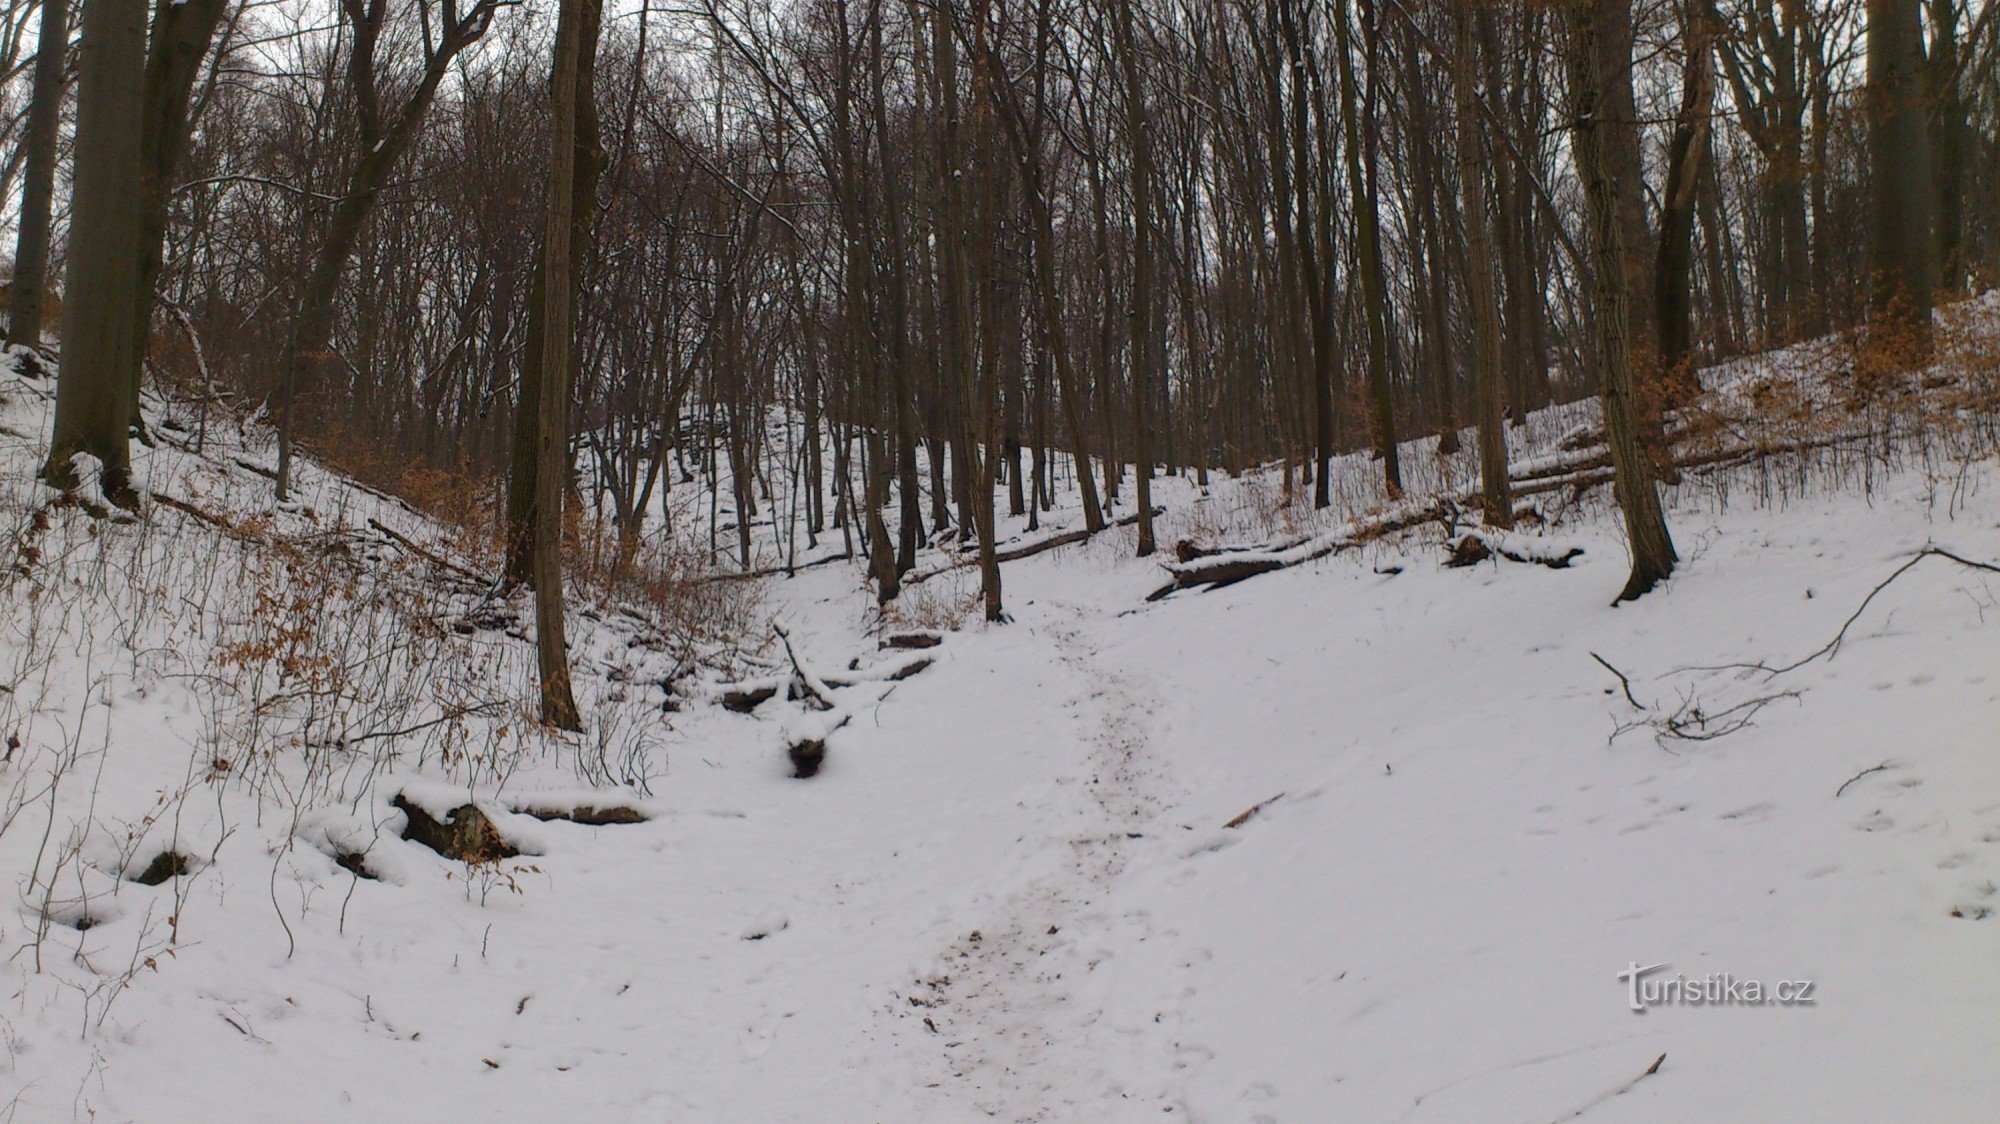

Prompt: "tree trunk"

[1566,0,1678,602]
[1454,6,1512,527]
[1655,0,1714,380]
[530,0,597,732]
[1112,0,1156,556]
[1926,0,1966,290]
[8,0,68,354]
[1865,0,1937,364]
[510,1,603,587]
[1335,0,1401,497]
[130,0,230,429]
[44,0,148,506]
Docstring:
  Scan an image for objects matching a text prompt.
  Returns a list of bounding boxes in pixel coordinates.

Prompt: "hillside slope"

[3,310,2000,1120]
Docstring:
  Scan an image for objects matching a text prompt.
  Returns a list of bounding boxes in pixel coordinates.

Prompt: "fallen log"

[773,622,836,709]
[1444,530,1585,569]
[906,506,1163,584]
[1153,430,1875,599]
[700,549,854,583]
[391,794,518,864]
[716,651,935,713]
[1149,500,1446,600]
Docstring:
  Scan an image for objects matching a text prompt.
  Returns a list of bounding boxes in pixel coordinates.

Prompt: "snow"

[4,306,2000,1120]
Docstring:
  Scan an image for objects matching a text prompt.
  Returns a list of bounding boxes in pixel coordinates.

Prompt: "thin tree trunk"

[1566,0,1678,602]
[1112,0,1156,555]
[1455,6,1512,527]
[1656,0,1714,381]
[530,0,597,732]
[8,0,68,354]
[507,2,604,585]
[1335,0,1400,497]
[130,0,230,430]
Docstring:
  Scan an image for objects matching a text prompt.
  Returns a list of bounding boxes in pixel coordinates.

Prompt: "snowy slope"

[3,308,2000,1121]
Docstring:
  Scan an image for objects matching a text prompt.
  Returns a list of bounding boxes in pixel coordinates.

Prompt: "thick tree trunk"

[44,0,149,506]
[1865,0,1937,364]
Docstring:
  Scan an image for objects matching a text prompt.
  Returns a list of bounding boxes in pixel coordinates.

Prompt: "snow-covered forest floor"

[4,300,2000,1120]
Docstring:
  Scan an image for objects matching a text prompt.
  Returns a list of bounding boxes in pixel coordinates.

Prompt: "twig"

[342,702,509,747]
[1550,1053,1667,1122]
[1658,690,1800,742]
[1835,761,1892,798]
[1763,547,2000,676]
[1590,651,1643,709]
[1223,793,1285,829]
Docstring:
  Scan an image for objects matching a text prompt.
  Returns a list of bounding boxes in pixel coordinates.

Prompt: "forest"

[1,0,1999,1118]
[6,0,1997,688]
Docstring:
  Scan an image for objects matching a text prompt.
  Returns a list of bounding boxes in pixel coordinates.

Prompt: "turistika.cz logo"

[1617,963,1817,1011]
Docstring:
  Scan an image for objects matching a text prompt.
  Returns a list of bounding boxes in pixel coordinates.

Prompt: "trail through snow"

[905,609,1189,1120]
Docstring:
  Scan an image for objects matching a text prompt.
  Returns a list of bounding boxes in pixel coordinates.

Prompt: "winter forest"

[0,0,1998,1117]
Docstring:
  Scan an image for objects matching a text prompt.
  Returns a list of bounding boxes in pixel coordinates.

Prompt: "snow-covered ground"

[3,312,1999,1120]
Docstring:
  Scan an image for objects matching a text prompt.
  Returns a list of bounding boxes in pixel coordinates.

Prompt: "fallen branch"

[700,549,853,583]
[151,492,247,538]
[231,456,281,481]
[716,651,935,713]
[365,516,490,588]
[1444,529,1585,570]
[1691,546,2000,679]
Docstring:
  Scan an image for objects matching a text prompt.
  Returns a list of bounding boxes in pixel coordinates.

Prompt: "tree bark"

[1656,0,1714,379]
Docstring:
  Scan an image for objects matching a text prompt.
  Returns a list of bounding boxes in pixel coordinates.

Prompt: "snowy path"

[885,597,1225,1121]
